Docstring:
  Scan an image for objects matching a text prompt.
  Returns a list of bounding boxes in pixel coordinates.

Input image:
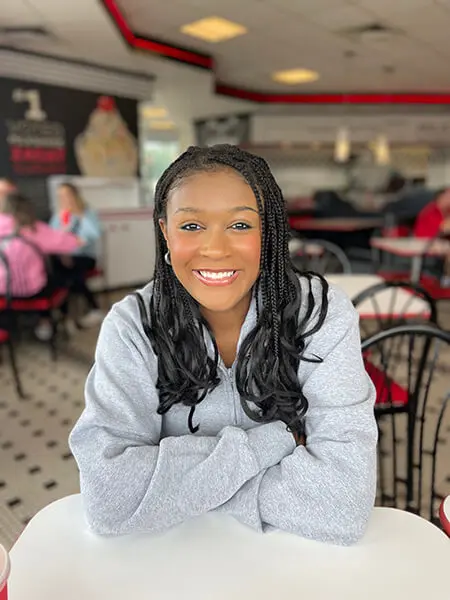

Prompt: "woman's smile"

[193,269,240,286]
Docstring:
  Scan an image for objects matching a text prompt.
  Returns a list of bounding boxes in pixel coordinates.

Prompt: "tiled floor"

[0,292,449,551]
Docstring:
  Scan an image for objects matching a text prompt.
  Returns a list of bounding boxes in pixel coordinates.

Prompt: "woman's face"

[58,186,77,213]
[160,169,262,318]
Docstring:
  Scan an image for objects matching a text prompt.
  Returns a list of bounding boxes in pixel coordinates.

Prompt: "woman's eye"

[180,223,201,231]
[231,222,251,230]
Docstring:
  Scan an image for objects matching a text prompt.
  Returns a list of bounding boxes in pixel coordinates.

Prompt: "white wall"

[270,164,347,198]
[427,151,450,187]
[252,114,450,145]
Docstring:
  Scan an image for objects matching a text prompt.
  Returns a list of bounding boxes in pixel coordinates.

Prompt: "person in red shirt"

[414,188,450,287]
[414,188,450,238]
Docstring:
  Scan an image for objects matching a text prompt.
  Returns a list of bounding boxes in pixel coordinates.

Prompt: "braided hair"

[146,144,329,436]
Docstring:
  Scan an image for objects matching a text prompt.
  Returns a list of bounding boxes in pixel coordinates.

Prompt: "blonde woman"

[50,183,104,327]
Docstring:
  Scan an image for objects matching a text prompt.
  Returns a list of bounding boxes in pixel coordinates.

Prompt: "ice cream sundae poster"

[0,76,139,178]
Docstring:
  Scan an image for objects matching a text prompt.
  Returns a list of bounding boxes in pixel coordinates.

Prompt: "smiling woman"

[159,170,262,345]
[69,144,377,546]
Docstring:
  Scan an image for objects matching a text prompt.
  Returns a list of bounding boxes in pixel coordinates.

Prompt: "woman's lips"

[193,270,239,286]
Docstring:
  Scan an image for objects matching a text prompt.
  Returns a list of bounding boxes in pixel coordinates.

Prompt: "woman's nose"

[200,229,231,258]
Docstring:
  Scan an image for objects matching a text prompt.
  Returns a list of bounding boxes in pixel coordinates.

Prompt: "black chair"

[352,281,438,338]
[289,237,352,275]
[0,248,25,398]
[362,324,450,524]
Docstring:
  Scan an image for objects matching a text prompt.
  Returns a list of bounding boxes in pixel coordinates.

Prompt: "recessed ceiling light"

[149,120,176,130]
[180,16,247,43]
[142,106,168,119]
[272,68,320,85]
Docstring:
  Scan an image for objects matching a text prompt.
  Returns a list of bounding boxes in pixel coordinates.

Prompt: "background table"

[370,237,450,282]
[327,274,431,319]
[289,217,383,232]
[9,495,450,600]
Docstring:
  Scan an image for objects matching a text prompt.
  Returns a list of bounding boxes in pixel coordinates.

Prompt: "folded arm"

[217,288,378,545]
[70,286,377,545]
[69,306,295,536]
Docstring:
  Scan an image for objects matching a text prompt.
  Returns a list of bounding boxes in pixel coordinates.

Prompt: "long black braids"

[145,144,329,436]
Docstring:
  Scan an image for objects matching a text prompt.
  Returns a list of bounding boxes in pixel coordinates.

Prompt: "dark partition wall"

[0,76,139,218]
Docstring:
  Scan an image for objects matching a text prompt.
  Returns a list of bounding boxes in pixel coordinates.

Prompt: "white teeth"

[199,270,235,280]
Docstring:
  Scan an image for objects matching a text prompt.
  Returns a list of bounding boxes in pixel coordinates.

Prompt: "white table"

[288,238,324,257]
[8,495,450,600]
[370,237,450,283]
[327,274,431,320]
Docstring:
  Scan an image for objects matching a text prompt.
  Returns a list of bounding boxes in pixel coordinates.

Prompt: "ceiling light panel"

[180,16,247,43]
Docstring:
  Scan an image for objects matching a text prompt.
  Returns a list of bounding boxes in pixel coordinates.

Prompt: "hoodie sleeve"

[254,286,378,545]
[69,298,296,537]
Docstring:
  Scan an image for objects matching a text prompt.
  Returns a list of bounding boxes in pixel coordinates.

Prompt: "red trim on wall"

[133,37,212,68]
[216,84,450,105]
[102,0,450,105]
[102,0,135,44]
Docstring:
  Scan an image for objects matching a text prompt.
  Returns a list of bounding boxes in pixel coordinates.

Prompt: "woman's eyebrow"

[174,205,258,215]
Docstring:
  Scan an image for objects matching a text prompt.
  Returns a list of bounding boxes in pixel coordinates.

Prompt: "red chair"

[0,235,69,360]
[439,496,450,536]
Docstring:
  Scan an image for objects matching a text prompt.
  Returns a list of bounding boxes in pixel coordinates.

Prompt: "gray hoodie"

[69,276,377,545]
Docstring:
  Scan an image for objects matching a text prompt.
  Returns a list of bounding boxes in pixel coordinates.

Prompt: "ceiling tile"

[307,5,377,31]
[270,0,353,16]
[1,0,43,26]
[356,0,433,13]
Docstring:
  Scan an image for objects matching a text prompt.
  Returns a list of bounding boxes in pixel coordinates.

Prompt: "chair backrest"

[353,281,438,338]
[289,238,352,275]
[361,324,450,524]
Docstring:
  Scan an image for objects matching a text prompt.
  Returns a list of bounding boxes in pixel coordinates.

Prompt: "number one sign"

[12,88,47,122]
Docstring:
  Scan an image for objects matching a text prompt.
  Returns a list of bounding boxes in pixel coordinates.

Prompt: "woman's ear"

[159,218,168,244]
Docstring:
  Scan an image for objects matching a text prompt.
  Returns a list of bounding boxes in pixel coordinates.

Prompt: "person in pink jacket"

[0,192,84,340]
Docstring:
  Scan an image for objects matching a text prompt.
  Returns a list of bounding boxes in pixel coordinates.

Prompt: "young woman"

[70,145,377,545]
[50,183,104,327]
[0,192,83,339]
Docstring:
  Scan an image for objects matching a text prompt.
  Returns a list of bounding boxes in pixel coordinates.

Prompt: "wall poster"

[0,76,139,178]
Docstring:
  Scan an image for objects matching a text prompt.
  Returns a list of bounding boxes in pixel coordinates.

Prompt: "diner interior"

[1,0,450,598]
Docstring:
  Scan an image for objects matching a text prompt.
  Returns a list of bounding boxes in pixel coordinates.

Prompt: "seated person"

[414,188,450,238]
[415,189,450,286]
[0,192,83,340]
[69,144,377,545]
[50,183,104,328]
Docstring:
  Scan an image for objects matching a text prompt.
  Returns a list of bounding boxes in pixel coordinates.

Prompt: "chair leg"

[6,339,25,399]
[102,288,111,311]
[49,314,58,362]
